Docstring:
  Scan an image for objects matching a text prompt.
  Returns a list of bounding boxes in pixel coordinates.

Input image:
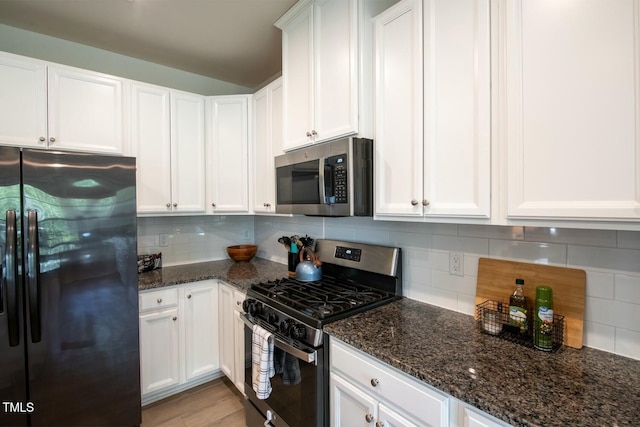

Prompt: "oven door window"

[244,326,319,426]
[276,160,321,205]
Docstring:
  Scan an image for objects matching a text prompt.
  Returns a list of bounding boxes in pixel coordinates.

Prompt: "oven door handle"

[241,314,317,365]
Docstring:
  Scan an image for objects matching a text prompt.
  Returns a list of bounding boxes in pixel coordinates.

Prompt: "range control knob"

[242,299,253,313]
[267,312,279,325]
[288,324,306,340]
[279,320,292,334]
[242,299,263,316]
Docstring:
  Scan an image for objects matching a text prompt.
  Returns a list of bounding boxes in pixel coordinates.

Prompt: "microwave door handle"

[318,157,326,204]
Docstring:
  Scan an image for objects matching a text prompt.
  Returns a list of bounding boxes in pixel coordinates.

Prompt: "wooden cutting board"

[475,258,586,349]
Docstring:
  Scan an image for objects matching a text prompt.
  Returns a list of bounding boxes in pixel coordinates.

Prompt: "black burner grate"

[250,276,393,320]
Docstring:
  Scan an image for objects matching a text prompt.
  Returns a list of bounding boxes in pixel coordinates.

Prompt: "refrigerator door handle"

[27,209,41,343]
[5,210,20,346]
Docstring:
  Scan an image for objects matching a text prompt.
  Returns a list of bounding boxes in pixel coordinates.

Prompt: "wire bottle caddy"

[476,300,564,352]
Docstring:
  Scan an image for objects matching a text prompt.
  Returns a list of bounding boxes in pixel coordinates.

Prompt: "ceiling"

[0,0,298,89]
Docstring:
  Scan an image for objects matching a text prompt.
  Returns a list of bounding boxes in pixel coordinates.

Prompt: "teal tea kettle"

[295,247,322,282]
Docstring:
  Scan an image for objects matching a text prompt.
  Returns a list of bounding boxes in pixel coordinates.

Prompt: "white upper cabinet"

[0,53,47,148]
[277,0,391,151]
[501,0,640,223]
[252,78,283,213]
[374,0,491,220]
[132,83,206,215]
[423,0,491,218]
[131,82,172,214]
[0,52,126,155]
[374,0,424,217]
[206,95,250,213]
[170,90,206,213]
[48,65,125,154]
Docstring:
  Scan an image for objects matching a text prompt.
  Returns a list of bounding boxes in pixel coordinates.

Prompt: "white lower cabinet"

[330,338,449,426]
[455,401,511,427]
[139,280,221,405]
[218,281,246,393]
[330,338,512,427]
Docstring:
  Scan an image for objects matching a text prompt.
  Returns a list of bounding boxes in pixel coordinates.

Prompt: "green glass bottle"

[534,286,554,351]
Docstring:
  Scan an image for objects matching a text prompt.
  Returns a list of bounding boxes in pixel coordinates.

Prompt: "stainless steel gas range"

[242,239,402,427]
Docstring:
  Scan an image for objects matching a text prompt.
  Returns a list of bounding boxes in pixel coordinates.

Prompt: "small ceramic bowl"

[227,244,258,262]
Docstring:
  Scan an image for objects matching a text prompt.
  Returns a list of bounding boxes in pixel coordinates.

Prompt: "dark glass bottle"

[508,278,530,335]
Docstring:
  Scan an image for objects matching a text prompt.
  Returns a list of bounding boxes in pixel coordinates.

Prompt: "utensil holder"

[476,300,564,352]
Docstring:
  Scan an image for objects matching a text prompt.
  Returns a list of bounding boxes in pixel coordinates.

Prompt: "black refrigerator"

[0,147,141,426]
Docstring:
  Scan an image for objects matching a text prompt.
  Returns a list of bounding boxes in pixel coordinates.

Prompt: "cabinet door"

[171,91,206,213]
[330,373,377,427]
[208,96,249,213]
[0,52,47,148]
[131,82,173,214]
[423,0,491,218]
[183,283,219,381]
[253,79,282,213]
[458,403,510,427]
[253,86,272,213]
[139,308,180,396]
[374,0,424,217]
[218,283,235,379]
[314,0,358,142]
[281,3,315,151]
[48,65,124,154]
[504,0,640,221]
[232,310,246,393]
[378,403,420,427]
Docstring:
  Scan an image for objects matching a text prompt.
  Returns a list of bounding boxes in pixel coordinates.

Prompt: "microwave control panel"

[326,155,347,204]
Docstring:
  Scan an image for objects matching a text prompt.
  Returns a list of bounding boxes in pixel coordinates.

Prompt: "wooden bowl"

[227,245,258,262]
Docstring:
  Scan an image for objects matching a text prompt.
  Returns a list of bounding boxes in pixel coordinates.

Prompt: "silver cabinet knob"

[422,199,430,206]
[173,203,177,208]
[306,131,312,137]
[157,298,162,304]
[376,422,384,427]
[166,203,171,208]
[365,413,374,423]
[311,130,317,136]
[370,378,379,387]
[236,301,241,305]
[172,316,177,321]
[187,294,192,299]
[39,136,46,142]
[411,199,419,206]
[211,203,216,207]
[49,137,55,143]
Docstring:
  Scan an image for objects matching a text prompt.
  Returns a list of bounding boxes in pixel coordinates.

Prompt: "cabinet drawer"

[139,288,179,313]
[331,339,448,426]
[232,289,246,313]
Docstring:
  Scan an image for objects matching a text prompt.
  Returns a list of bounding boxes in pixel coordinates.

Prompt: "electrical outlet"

[159,234,169,247]
[242,229,250,240]
[449,252,464,277]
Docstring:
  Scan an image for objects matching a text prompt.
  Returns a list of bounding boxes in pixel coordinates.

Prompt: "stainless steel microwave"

[274,137,373,216]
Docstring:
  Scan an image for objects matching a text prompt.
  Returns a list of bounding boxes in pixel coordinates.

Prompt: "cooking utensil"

[295,247,322,281]
[278,236,291,251]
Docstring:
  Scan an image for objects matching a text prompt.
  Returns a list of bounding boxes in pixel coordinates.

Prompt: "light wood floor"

[141,377,246,427]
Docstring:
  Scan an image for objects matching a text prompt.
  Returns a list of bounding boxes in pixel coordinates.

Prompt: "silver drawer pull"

[365,413,374,423]
[370,378,379,387]
[157,298,162,304]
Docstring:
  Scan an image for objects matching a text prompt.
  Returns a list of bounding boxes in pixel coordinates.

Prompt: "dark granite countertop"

[325,298,640,427]
[138,258,289,292]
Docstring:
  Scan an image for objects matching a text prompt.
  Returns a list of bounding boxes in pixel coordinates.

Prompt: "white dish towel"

[251,324,275,399]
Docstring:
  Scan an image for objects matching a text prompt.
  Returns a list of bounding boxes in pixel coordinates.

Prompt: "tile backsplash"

[138,214,640,361]
[137,215,254,266]
[254,216,640,361]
